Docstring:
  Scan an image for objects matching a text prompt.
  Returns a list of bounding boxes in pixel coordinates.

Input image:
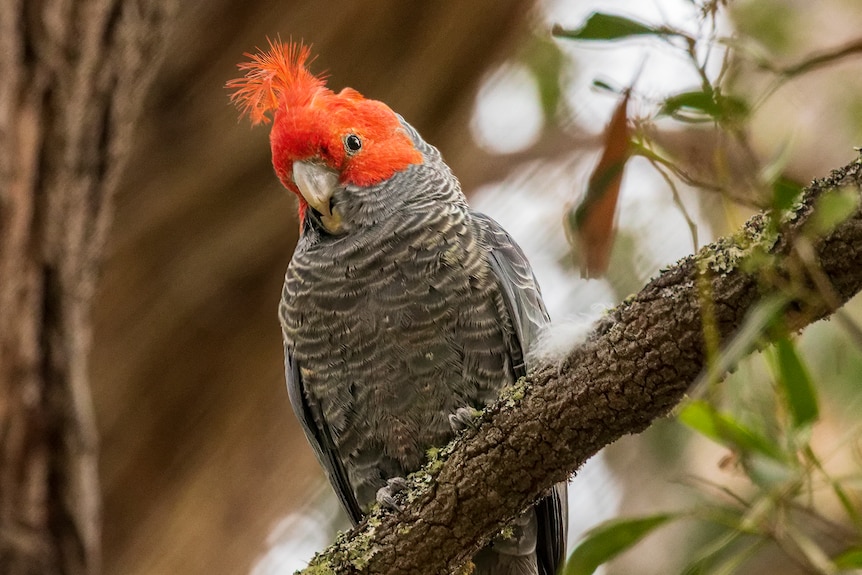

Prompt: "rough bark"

[0,2,174,574]
[299,157,862,574]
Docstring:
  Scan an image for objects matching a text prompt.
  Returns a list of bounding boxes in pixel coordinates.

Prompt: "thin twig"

[779,38,862,77]
[646,156,700,251]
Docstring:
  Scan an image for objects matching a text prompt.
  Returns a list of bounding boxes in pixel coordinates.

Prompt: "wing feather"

[476,212,569,575]
[285,344,364,524]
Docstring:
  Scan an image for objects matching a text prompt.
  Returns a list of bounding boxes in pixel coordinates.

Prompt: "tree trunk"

[0,1,174,573]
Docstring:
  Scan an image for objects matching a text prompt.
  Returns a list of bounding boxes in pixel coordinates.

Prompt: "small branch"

[777,38,862,77]
[456,126,599,191]
[645,155,699,251]
[299,155,862,574]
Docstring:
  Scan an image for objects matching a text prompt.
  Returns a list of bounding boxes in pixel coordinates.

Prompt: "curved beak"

[292,160,342,232]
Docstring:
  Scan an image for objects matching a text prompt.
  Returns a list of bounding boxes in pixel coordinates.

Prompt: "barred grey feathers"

[280,119,566,575]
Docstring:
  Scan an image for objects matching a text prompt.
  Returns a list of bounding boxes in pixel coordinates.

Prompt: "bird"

[228,40,567,575]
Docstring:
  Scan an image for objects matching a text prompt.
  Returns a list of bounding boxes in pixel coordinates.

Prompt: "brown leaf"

[565,91,631,278]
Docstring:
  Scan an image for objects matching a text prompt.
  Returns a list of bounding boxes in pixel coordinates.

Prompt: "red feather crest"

[227,39,329,125]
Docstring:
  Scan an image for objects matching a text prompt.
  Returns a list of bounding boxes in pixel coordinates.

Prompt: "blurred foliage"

[552,13,682,42]
[551,1,862,574]
[517,34,569,122]
[563,514,678,575]
[731,0,798,54]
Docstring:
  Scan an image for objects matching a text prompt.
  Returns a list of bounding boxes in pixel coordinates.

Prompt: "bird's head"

[228,40,423,234]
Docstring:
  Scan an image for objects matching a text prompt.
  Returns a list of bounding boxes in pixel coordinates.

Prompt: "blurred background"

[90,0,862,573]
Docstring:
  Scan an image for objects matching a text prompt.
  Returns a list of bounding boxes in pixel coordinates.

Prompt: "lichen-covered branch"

[298,157,862,574]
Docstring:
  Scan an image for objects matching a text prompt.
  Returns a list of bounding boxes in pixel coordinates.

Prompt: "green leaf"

[834,547,862,569]
[553,13,660,41]
[563,514,676,575]
[519,35,567,120]
[807,186,860,236]
[774,337,819,428]
[678,400,785,462]
[771,177,803,212]
[662,91,715,118]
[592,79,618,93]
[695,295,786,389]
[660,90,749,123]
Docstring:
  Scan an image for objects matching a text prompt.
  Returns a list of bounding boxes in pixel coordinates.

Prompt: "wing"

[284,343,364,524]
[482,219,550,356]
[476,212,569,575]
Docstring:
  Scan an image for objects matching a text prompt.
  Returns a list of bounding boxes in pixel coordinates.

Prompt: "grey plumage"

[280,119,567,574]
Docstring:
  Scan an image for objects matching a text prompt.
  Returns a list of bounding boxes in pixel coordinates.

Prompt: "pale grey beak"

[293,160,339,217]
[292,160,343,232]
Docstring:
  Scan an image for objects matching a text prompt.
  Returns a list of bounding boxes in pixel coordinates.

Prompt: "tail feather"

[472,550,538,575]
[472,508,539,575]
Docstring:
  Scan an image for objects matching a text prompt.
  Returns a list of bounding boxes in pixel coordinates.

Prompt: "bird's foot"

[449,406,482,432]
[376,477,409,512]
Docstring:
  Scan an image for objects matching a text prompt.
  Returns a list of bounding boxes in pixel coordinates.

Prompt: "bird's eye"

[344,134,362,154]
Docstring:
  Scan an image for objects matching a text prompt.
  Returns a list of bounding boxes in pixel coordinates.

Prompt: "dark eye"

[344,134,362,154]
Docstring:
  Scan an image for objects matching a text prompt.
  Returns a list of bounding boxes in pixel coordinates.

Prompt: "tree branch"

[774,37,862,77]
[298,155,862,574]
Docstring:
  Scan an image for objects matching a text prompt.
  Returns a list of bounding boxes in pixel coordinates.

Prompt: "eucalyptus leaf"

[774,337,819,428]
[808,186,860,236]
[678,400,785,462]
[660,90,748,123]
[563,514,676,575]
[553,13,660,41]
[771,178,803,212]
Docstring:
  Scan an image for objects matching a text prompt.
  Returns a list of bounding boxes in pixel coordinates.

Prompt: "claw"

[449,406,481,432]
[376,477,408,512]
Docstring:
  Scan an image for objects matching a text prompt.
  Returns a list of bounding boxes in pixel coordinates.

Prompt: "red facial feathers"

[228,40,422,193]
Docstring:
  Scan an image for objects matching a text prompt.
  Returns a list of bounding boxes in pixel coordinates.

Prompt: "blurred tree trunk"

[0,1,174,573]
